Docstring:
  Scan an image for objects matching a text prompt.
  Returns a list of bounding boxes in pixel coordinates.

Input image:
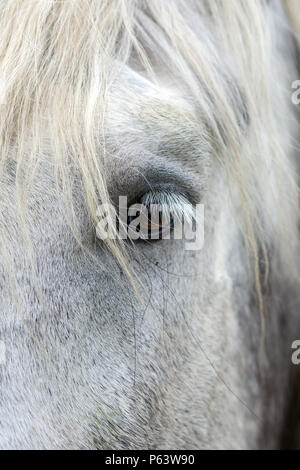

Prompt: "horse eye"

[122,191,190,242]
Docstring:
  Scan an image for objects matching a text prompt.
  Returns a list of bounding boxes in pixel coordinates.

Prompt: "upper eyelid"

[108,151,205,210]
[130,159,204,206]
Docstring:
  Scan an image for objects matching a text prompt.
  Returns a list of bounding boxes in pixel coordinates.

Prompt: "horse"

[0,0,299,449]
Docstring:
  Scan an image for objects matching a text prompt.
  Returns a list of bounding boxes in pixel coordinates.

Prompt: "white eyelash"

[140,190,195,225]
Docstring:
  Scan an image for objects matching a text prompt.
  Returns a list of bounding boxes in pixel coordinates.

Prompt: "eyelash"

[125,190,194,242]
